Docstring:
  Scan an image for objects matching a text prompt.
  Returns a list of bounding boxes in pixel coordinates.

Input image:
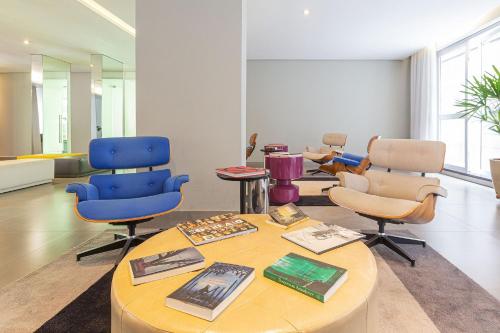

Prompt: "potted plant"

[455,65,500,198]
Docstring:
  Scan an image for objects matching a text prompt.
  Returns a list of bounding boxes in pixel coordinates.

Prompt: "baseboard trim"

[0,179,53,194]
[442,170,493,188]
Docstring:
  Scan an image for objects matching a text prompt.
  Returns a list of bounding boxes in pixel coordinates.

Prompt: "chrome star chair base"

[68,136,189,265]
[360,215,426,267]
[76,218,164,266]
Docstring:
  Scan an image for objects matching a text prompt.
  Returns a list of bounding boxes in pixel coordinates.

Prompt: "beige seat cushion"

[365,170,440,201]
[329,187,421,219]
[303,151,330,161]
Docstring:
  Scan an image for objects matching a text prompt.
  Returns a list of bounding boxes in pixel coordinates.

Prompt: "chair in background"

[246,133,258,160]
[329,139,447,266]
[319,135,380,191]
[66,136,189,265]
[302,133,347,175]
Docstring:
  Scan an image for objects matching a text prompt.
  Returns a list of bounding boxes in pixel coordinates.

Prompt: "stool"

[268,153,303,204]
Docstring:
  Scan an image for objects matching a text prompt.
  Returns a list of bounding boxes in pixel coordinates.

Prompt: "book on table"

[165,262,255,321]
[177,213,258,246]
[216,166,266,178]
[267,203,309,229]
[129,247,205,285]
[282,223,365,254]
[263,252,347,303]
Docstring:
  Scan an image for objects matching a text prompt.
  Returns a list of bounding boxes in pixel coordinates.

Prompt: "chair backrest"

[246,133,258,159]
[322,133,347,147]
[88,137,172,200]
[369,139,445,173]
[366,135,380,153]
[248,133,257,146]
[89,136,170,170]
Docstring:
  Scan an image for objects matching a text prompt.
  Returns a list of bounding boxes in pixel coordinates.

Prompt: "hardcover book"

[216,166,266,178]
[263,252,347,303]
[177,213,258,246]
[129,247,205,285]
[282,223,365,254]
[268,203,309,229]
[166,262,255,321]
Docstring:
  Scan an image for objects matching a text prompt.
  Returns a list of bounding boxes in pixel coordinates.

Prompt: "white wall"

[247,60,410,161]
[70,72,91,153]
[0,73,32,156]
[136,0,246,210]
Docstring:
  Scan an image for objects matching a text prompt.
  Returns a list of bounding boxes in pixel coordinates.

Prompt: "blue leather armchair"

[67,136,188,264]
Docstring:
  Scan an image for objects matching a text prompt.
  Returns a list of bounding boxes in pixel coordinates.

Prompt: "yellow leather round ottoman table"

[111,215,378,333]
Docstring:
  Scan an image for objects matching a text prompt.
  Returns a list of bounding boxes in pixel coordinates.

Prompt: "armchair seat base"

[77,192,182,222]
[330,187,421,220]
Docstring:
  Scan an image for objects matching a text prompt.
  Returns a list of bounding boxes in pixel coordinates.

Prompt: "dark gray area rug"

[35,236,500,333]
[35,269,114,333]
[294,195,336,206]
[376,236,500,333]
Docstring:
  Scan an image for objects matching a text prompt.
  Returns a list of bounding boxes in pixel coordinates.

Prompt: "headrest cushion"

[89,136,170,169]
[322,133,347,146]
[369,139,445,173]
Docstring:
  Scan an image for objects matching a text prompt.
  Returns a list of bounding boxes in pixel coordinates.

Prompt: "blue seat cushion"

[333,156,361,167]
[77,192,182,221]
[341,153,364,162]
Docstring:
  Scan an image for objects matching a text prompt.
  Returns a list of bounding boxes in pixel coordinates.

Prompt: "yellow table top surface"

[112,214,378,333]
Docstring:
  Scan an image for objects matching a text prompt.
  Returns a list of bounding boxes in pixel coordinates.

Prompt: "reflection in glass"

[31,55,71,154]
[91,55,125,138]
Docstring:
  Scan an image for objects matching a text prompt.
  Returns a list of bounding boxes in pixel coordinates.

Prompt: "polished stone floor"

[0,175,499,301]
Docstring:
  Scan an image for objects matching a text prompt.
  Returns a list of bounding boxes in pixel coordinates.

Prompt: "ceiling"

[0,0,498,72]
[0,0,135,72]
[247,0,500,59]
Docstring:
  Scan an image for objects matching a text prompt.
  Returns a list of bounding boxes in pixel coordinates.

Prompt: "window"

[438,22,500,179]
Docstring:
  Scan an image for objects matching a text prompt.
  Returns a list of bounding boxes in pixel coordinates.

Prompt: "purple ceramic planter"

[268,153,303,204]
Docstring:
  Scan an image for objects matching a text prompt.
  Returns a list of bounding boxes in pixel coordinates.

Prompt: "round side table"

[268,153,303,204]
[217,172,270,214]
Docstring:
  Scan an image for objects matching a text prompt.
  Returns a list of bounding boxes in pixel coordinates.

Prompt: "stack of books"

[177,213,258,245]
[216,166,266,178]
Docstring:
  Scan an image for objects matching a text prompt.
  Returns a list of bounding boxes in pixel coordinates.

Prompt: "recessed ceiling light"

[23,39,30,45]
[304,9,310,16]
[76,0,135,37]
[90,64,94,68]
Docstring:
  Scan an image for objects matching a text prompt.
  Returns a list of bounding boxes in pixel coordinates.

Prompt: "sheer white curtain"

[410,47,438,140]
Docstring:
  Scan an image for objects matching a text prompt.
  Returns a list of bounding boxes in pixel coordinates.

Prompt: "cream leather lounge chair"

[303,133,347,175]
[329,139,447,266]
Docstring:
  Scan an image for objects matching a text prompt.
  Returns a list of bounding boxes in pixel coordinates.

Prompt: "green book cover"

[263,252,347,302]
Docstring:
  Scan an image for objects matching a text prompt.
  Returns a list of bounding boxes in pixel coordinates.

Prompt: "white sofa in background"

[0,159,54,193]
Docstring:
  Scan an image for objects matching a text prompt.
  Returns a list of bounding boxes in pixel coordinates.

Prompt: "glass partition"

[91,55,125,138]
[31,55,71,154]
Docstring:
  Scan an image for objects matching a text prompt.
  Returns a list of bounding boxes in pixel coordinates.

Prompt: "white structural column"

[136,0,247,210]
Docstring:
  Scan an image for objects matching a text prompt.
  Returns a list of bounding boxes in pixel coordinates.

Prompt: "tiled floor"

[0,175,499,301]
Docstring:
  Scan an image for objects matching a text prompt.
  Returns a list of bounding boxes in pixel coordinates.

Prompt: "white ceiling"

[0,0,498,72]
[0,0,135,72]
[247,0,500,60]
